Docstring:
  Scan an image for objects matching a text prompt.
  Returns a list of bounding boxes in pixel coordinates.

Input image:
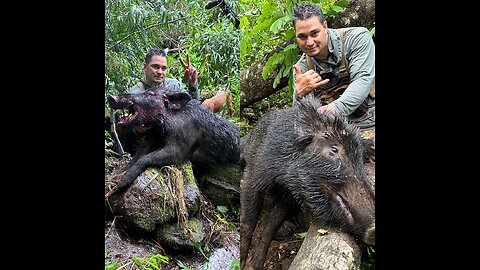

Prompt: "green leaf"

[229,258,240,270]
[336,0,351,7]
[331,5,344,13]
[285,28,295,39]
[270,15,290,34]
[273,66,284,88]
[262,52,285,80]
[240,15,250,29]
[217,205,229,214]
[283,43,298,52]
[296,232,308,238]
[282,64,291,77]
[175,259,187,268]
[192,241,208,260]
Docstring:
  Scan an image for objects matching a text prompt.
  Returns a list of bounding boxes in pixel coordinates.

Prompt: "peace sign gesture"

[179,54,198,86]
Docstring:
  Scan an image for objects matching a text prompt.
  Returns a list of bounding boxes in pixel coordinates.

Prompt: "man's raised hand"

[179,54,198,86]
[293,64,329,97]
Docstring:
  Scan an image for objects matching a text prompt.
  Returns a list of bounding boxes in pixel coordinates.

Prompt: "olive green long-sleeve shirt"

[293,27,375,129]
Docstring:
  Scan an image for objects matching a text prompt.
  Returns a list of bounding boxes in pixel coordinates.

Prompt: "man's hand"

[179,54,198,86]
[293,64,329,97]
[317,104,336,115]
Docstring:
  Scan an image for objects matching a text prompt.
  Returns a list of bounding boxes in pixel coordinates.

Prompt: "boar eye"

[330,146,338,156]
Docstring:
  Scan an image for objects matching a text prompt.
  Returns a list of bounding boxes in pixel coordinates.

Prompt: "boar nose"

[364,225,375,246]
[107,95,117,106]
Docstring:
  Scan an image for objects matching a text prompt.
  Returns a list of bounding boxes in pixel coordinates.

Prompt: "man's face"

[144,55,167,86]
[295,17,329,60]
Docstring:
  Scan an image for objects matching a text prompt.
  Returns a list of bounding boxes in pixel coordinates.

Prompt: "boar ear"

[165,91,192,111]
[294,134,313,150]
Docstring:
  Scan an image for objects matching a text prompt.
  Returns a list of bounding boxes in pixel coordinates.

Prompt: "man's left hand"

[317,105,336,115]
[179,54,198,86]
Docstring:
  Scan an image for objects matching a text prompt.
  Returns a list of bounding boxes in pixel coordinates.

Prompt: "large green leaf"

[270,15,291,34]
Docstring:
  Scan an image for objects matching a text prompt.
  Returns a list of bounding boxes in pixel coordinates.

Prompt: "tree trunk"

[240,0,375,108]
[329,0,375,29]
[288,223,362,270]
[240,60,290,109]
[240,40,292,109]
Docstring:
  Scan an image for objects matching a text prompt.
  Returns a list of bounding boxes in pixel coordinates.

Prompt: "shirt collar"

[325,28,342,65]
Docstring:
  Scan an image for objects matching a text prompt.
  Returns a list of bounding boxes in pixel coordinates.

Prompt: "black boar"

[105,86,240,198]
[240,95,375,270]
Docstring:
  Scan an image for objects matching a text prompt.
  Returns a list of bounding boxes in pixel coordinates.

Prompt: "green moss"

[180,162,195,185]
[186,218,202,232]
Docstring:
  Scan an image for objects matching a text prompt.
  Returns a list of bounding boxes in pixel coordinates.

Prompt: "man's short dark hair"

[292,3,325,28]
[145,48,168,64]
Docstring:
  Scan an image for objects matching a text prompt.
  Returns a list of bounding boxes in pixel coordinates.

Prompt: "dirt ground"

[263,236,305,270]
[105,216,300,270]
[105,196,241,270]
[105,218,240,269]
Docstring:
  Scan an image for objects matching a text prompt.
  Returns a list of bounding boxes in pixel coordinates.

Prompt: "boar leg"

[243,197,290,270]
[106,144,187,198]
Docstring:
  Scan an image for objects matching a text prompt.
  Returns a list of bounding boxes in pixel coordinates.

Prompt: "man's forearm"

[330,76,372,116]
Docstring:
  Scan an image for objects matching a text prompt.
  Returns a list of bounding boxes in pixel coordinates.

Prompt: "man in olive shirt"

[292,3,375,130]
[129,48,199,99]
[129,48,227,113]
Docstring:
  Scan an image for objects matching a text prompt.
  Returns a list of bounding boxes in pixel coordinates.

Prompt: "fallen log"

[288,222,362,270]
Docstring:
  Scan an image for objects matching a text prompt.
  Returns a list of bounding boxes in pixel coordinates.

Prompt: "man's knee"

[202,91,227,113]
